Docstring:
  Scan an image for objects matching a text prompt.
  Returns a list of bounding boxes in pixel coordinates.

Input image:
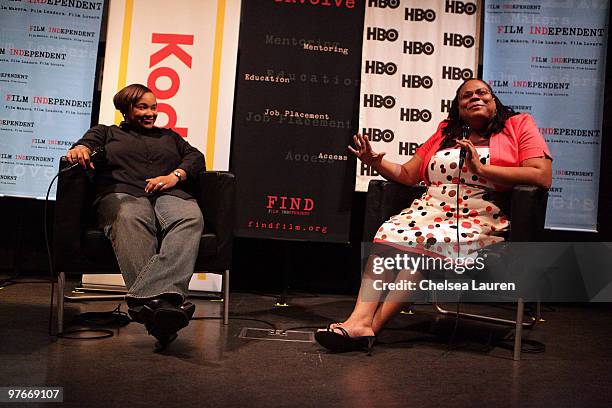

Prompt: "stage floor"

[1,279,612,407]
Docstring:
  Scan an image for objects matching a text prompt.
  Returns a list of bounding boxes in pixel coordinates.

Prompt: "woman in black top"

[67,84,205,349]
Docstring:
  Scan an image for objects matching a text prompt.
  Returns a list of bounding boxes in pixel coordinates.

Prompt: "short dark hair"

[439,79,517,150]
[113,84,153,115]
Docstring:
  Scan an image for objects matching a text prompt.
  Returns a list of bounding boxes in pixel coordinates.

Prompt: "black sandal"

[315,323,375,355]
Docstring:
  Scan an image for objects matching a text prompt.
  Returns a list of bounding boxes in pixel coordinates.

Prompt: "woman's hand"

[455,139,483,175]
[145,174,178,194]
[348,134,386,167]
[66,145,94,169]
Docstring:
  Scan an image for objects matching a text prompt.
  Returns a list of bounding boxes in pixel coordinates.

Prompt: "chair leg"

[57,272,66,334]
[536,300,543,322]
[433,302,536,328]
[513,297,524,361]
[223,269,229,325]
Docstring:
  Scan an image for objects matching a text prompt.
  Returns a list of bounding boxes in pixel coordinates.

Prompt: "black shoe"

[145,320,179,351]
[129,298,193,350]
[180,302,196,320]
[154,333,178,351]
[128,299,194,324]
[315,324,375,355]
[128,304,153,325]
[146,299,191,336]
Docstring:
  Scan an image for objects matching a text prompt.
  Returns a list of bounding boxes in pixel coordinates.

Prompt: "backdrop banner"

[356,0,480,192]
[483,0,609,231]
[232,0,365,243]
[99,0,241,170]
[0,0,103,199]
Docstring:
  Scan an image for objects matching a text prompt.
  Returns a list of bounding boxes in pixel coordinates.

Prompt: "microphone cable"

[455,125,470,267]
[44,149,120,340]
[456,164,463,261]
[447,126,470,352]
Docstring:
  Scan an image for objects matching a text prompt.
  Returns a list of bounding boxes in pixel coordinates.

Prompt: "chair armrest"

[362,180,426,242]
[509,185,548,242]
[196,171,236,268]
[53,158,92,272]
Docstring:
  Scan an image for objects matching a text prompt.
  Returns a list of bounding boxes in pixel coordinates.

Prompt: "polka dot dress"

[374,148,509,258]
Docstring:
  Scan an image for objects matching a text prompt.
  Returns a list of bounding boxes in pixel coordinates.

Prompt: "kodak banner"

[99,0,241,170]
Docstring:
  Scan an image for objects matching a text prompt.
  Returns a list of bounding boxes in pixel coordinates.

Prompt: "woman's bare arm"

[349,134,422,185]
[456,139,552,188]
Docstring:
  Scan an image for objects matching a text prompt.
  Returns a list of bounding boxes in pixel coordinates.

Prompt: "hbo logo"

[445,0,477,15]
[400,108,432,122]
[403,41,435,55]
[405,8,436,22]
[365,60,397,75]
[362,128,395,143]
[366,27,399,42]
[442,66,474,80]
[364,94,396,109]
[368,0,400,8]
[443,33,475,48]
[401,75,433,89]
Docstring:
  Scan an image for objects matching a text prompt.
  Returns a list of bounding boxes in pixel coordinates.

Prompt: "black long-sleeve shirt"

[72,123,205,200]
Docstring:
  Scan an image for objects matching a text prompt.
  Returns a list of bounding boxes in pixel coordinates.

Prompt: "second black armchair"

[361,180,548,360]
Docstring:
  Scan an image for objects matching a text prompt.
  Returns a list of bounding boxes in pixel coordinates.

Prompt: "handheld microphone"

[62,146,105,172]
[458,125,470,168]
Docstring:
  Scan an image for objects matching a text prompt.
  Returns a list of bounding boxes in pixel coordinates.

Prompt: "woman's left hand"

[145,174,178,194]
[455,139,484,175]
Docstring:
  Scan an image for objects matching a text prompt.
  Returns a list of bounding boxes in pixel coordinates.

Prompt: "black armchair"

[53,158,235,333]
[362,180,548,360]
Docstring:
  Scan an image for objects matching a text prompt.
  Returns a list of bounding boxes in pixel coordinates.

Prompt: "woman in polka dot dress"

[315,79,552,353]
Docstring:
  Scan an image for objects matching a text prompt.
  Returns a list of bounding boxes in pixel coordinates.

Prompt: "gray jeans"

[96,193,204,303]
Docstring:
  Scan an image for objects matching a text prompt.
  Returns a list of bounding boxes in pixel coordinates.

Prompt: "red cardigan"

[415,113,552,189]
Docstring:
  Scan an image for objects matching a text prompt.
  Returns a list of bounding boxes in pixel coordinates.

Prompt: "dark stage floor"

[1,279,612,408]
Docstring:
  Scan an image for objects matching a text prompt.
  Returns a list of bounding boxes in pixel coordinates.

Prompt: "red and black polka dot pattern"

[374,148,509,258]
